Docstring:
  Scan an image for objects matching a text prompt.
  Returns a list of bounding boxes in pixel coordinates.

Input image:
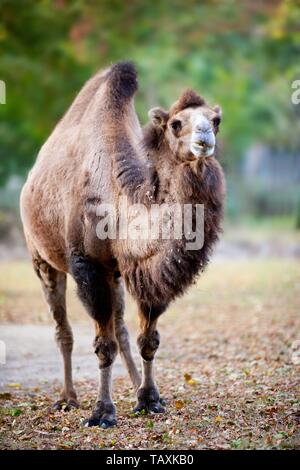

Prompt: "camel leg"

[112,277,141,390]
[32,255,78,410]
[134,303,166,414]
[70,255,118,428]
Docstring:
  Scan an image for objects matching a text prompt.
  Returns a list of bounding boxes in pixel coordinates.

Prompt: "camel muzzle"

[190,130,215,157]
[190,114,216,158]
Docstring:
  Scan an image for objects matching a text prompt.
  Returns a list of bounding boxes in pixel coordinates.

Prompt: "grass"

[0,258,300,449]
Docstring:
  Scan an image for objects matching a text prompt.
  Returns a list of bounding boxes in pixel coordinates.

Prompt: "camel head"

[148,89,222,160]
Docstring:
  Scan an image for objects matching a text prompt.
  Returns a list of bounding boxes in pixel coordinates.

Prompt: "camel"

[20,62,225,428]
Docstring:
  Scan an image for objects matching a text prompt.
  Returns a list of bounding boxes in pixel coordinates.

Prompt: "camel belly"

[20,180,68,272]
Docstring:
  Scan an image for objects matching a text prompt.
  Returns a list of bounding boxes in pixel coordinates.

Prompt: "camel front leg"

[86,318,118,429]
[134,304,165,414]
[70,255,118,428]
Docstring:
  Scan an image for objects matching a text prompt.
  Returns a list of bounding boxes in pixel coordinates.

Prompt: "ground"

[0,258,300,449]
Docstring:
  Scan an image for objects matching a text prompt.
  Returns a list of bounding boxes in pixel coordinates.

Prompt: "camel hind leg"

[112,276,141,390]
[32,253,78,410]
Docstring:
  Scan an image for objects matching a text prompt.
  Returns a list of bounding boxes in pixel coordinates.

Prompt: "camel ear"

[148,107,169,128]
[213,105,222,119]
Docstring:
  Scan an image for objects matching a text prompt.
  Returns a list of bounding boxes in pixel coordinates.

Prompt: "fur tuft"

[107,61,138,104]
[169,89,206,116]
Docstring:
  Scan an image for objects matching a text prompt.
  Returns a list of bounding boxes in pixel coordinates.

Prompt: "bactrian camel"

[20,62,225,428]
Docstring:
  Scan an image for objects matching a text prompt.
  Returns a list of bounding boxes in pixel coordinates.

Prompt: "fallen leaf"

[184,373,192,382]
[184,373,199,385]
[175,400,184,410]
[187,378,199,386]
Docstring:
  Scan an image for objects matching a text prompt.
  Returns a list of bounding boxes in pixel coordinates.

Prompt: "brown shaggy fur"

[20,61,225,426]
[169,89,206,116]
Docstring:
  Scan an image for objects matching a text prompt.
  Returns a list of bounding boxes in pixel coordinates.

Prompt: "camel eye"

[213,116,221,127]
[171,119,182,133]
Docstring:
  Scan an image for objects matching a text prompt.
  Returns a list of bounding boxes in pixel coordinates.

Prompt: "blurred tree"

[0,0,299,184]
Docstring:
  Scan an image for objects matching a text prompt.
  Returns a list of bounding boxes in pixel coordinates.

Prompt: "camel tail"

[107,61,138,105]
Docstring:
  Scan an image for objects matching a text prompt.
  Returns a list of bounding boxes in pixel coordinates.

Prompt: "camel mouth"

[190,141,215,158]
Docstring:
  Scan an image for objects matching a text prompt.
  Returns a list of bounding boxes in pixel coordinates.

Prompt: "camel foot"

[133,386,165,414]
[53,397,79,411]
[83,401,117,428]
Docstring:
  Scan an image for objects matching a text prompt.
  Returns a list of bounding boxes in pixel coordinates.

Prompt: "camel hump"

[106,61,138,104]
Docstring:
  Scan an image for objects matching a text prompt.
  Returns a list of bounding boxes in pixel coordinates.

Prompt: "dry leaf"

[175,400,184,410]
[184,373,192,382]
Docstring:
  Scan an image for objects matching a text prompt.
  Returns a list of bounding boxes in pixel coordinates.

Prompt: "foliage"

[0,0,299,185]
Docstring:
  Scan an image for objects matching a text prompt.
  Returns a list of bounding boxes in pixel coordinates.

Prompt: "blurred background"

[0,0,300,257]
[1,1,300,450]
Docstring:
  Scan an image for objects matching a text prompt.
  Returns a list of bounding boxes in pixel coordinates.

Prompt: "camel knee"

[55,323,73,353]
[137,330,160,361]
[52,307,73,352]
[116,323,130,349]
[94,337,118,369]
[55,326,73,355]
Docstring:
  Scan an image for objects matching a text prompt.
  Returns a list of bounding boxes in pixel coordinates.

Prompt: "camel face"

[149,91,222,162]
[167,106,221,160]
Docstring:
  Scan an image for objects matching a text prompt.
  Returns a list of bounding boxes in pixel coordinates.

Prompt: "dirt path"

[0,324,130,389]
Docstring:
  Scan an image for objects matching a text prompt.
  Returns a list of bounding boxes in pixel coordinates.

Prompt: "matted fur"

[119,157,224,310]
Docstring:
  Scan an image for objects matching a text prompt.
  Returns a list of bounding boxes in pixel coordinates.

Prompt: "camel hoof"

[99,418,117,429]
[84,401,116,428]
[133,405,146,414]
[83,417,117,428]
[53,400,64,411]
[53,399,69,411]
[53,398,79,411]
[134,386,166,414]
[149,402,165,413]
[67,398,79,409]
[133,402,165,414]
[83,417,100,427]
